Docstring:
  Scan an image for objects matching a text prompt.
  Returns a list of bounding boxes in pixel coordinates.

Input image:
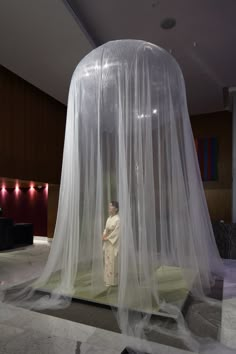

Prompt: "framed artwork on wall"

[195,137,218,181]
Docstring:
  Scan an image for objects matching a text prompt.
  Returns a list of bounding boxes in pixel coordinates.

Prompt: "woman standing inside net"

[102,201,120,287]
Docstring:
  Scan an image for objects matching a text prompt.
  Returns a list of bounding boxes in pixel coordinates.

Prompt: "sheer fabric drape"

[1,40,223,337]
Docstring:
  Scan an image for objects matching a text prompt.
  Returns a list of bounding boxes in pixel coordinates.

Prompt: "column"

[231,90,236,222]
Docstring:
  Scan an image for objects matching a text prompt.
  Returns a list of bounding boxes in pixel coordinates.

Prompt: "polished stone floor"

[1,301,188,354]
[0,239,235,353]
[220,260,236,349]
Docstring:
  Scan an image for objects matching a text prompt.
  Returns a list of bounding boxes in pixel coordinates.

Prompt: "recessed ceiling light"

[152,1,159,7]
[160,18,176,30]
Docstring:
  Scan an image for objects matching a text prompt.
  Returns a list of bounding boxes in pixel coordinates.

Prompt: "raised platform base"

[39,266,195,320]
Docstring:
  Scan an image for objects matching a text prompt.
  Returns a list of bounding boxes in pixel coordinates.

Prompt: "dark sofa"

[212,221,236,259]
[0,217,33,251]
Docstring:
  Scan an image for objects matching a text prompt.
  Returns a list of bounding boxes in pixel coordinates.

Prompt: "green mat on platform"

[38,266,194,316]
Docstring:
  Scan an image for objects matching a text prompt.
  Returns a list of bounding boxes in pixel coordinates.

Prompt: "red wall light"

[30,185,34,191]
[15,184,20,197]
[1,186,7,199]
[29,184,35,200]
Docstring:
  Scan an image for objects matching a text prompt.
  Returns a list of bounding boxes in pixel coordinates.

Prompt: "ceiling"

[0,0,94,105]
[0,0,235,115]
[70,0,236,115]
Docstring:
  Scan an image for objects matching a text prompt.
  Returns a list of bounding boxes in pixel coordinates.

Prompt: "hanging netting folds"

[1,40,224,343]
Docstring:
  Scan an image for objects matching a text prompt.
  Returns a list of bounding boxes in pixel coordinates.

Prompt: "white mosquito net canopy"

[1,40,224,341]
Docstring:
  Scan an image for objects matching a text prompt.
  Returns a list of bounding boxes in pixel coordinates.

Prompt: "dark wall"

[0,65,66,184]
[0,187,48,236]
[47,184,59,238]
[0,64,233,226]
[191,111,232,222]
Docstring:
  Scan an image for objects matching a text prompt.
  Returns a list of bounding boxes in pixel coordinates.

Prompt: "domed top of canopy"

[70,40,186,132]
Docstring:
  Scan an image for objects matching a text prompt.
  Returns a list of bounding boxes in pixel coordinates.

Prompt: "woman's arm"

[102,231,108,240]
[106,219,120,244]
[102,220,108,240]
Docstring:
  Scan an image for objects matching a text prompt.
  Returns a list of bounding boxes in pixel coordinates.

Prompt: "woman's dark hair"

[111,201,119,212]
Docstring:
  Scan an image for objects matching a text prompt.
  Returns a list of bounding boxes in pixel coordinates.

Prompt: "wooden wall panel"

[204,189,232,223]
[0,64,233,229]
[191,111,232,222]
[0,65,66,184]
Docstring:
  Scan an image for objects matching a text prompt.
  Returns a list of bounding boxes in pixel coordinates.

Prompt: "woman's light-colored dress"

[103,214,120,286]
